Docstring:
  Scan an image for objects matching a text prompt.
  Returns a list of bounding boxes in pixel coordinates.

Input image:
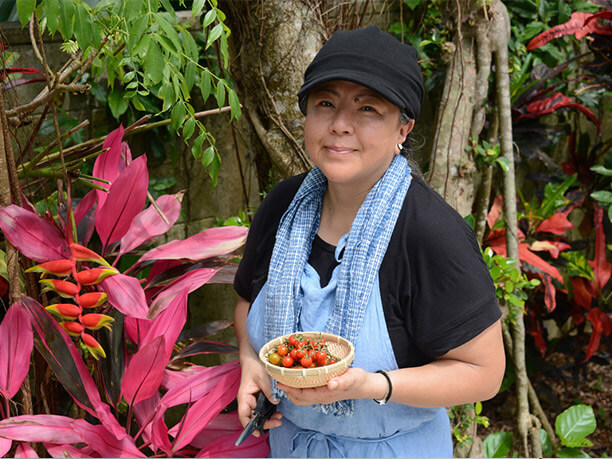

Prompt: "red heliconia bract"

[80,314,114,330]
[26,259,75,276]
[75,268,118,286]
[76,292,108,308]
[39,279,80,298]
[81,333,106,359]
[46,303,82,319]
[60,321,84,336]
[69,242,111,267]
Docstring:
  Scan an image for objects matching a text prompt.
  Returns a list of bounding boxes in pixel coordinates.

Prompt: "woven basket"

[259,331,354,388]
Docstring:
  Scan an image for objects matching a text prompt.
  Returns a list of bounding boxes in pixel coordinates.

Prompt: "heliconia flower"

[26,259,75,277]
[39,279,79,298]
[46,303,83,320]
[59,321,84,336]
[69,243,112,267]
[74,268,118,286]
[76,292,108,308]
[81,333,106,359]
[80,313,114,331]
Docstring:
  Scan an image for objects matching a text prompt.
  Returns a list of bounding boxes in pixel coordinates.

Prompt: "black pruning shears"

[235,392,277,446]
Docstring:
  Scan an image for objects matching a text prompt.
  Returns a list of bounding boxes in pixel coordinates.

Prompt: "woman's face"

[304,80,413,191]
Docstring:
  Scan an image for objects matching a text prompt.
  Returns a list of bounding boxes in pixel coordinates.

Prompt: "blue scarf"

[265,154,412,415]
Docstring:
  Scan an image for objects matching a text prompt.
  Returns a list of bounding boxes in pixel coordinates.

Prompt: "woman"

[233,25,505,458]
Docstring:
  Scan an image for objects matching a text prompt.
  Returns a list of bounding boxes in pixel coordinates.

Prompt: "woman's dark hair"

[399,112,423,177]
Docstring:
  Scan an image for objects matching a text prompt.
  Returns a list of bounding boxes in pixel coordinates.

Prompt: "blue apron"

[247,235,453,458]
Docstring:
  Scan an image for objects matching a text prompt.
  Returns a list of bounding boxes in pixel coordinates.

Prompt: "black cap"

[298,25,424,120]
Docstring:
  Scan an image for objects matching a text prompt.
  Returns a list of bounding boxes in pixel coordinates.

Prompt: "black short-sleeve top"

[234,173,501,368]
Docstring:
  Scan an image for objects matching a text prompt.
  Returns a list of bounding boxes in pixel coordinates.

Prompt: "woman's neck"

[317,183,370,246]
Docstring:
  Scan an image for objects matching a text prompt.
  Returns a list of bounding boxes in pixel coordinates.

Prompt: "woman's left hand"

[277,367,373,405]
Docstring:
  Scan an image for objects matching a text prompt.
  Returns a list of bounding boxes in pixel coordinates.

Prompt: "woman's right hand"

[237,344,283,435]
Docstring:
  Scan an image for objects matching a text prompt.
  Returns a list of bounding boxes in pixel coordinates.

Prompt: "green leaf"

[108,88,129,119]
[590,165,612,176]
[228,89,242,120]
[43,0,60,34]
[558,448,591,458]
[59,0,75,40]
[184,61,196,93]
[159,82,175,112]
[206,23,223,49]
[144,40,164,84]
[475,401,482,415]
[192,134,205,159]
[181,29,199,61]
[201,145,215,168]
[133,33,151,58]
[216,81,226,107]
[483,431,513,458]
[74,4,92,52]
[200,71,212,102]
[203,8,217,28]
[192,0,206,17]
[182,117,196,140]
[160,0,175,18]
[17,0,36,26]
[539,429,553,458]
[404,0,424,9]
[591,190,612,204]
[128,16,149,53]
[496,157,511,172]
[124,0,144,21]
[156,13,182,54]
[208,152,220,188]
[171,102,186,131]
[556,405,596,448]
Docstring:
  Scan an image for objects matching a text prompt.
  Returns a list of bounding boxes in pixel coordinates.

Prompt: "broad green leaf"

[59,0,74,40]
[182,117,196,140]
[144,40,164,84]
[184,61,196,93]
[558,448,591,458]
[91,20,103,50]
[483,431,513,458]
[591,191,612,204]
[108,88,129,119]
[156,13,182,54]
[74,4,92,52]
[124,0,144,21]
[591,165,612,176]
[171,102,186,131]
[158,34,178,56]
[228,89,242,120]
[128,16,149,53]
[539,429,553,458]
[203,8,217,28]
[208,153,220,188]
[216,81,226,107]
[132,97,146,112]
[200,71,212,102]
[496,157,511,172]
[201,146,215,167]
[192,0,206,17]
[206,23,223,49]
[159,82,175,112]
[133,33,151,58]
[43,0,60,34]
[192,134,205,159]
[555,405,596,448]
[17,0,36,26]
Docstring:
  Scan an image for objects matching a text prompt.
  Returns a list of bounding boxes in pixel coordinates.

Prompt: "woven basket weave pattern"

[259,332,354,388]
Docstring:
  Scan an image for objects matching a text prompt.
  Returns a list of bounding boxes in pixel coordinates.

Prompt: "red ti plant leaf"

[140,289,188,361]
[44,443,94,458]
[124,317,152,346]
[0,415,84,443]
[121,335,167,406]
[133,394,172,455]
[92,125,126,210]
[95,155,149,251]
[170,367,241,453]
[74,190,98,245]
[527,11,612,50]
[148,268,217,318]
[519,93,601,134]
[70,422,145,458]
[0,302,34,400]
[0,205,70,262]
[194,425,270,458]
[15,442,38,458]
[0,437,10,457]
[119,193,183,256]
[589,205,611,290]
[137,226,248,264]
[99,273,149,319]
[584,307,612,362]
[536,212,574,235]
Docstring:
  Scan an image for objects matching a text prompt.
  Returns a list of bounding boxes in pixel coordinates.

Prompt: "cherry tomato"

[316,352,327,365]
[300,356,313,367]
[277,345,289,356]
[290,348,299,360]
[288,334,296,346]
[282,356,294,368]
[268,352,281,365]
[295,349,306,359]
[329,359,336,365]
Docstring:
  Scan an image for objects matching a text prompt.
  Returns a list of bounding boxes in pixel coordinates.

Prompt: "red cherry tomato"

[288,334,296,346]
[316,352,327,365]
[282,356,294,367]
[268,352,281,365]
[290,348,299,360]
[300,356,313,367]
[277,345,289,356]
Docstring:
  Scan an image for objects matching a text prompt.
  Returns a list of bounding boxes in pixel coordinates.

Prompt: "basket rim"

[259,331,355,377]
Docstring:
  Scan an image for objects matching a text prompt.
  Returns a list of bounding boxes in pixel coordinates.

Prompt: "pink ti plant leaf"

[74,190,98,245]
[0,437,10,457]
[44,443,94,458]
[92,125,126,210]
[0,415,84,443]
[95,155,149,251]
[133,394,172,455]
[120,335,167,407]
[0,302,33,400]
[137,226,248,264]
[195,429,270,458]
[15,441,39,458]
[70,422,145,458]
[0,205,70,263]
[99,273,149,319]
[119,193,183,256]
[140,289,188,361]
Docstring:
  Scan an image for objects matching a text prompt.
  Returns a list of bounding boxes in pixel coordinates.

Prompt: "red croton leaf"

[571,277,594,310]
[584,308,612,362]
[536,212,574,235]
[519,93,601,134]
[527,11,612,50]
[589,205,612,290]
[538,273,557,313]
